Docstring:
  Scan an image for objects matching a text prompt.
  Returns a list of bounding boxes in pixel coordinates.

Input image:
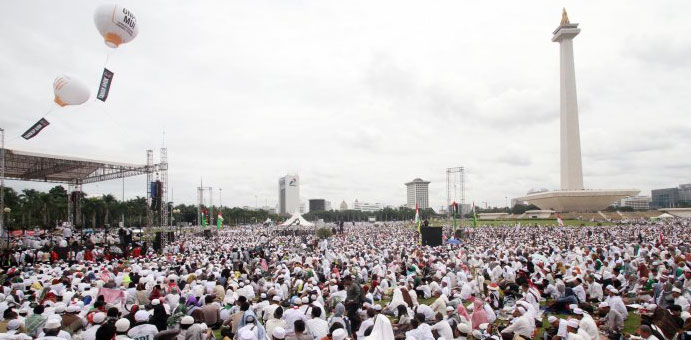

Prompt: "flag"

[414,203,421,244]
[201,210,207,228]
[556,213,565,227]
[472,202,478,228]
[217,213,223,230]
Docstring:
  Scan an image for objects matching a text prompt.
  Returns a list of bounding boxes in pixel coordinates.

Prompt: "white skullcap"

[301,297,309,304]
[7,319,21,330]
[472,330,484,339]
[115,318,130,332]
[135,310,150,322]
[567,320,579,328]
[598,302,609,308]
[181,316,194,325]
[45,318,61,329]
[548,316,558,323]
[272,327,286,339]
[332,329,347,340]
[152,299,160,305]
[457,323,471,334]
[573,308,583,315]
[272,296,281,302]
[93,312,106,324]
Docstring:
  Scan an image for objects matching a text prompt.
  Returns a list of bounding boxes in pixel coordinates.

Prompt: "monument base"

[516,189,640,212]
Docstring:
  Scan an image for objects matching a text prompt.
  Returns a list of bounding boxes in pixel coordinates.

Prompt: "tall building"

[515,9,638,212]
[309,199,326,212]
[405,178,430,209]
[651,184,691,208]
[278,174,300,215]
[339,200,348,211]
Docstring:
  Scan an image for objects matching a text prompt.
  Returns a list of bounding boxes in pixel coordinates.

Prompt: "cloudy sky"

[2,1,689,210]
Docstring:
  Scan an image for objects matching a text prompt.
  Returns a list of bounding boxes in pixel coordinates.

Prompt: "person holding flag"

[472,202,478,228]
[201,210,207,228]
[217,212,223,231]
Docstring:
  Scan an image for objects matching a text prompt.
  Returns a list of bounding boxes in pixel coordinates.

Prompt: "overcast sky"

[2,1,689,210]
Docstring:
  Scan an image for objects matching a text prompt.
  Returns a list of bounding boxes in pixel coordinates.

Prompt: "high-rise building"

[405,178,430,209]
[278,174,300,215]
[515,9,638,212]
[309,199,326,212]
[339,200,348,211]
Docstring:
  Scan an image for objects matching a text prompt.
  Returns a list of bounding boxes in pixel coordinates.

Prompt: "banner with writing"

[96,68,114,102]
[21,118,51,140]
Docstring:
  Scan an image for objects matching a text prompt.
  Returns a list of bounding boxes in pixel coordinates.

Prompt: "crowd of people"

[0,218,690,340]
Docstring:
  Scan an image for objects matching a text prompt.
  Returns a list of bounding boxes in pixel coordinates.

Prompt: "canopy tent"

[656,213,675,219]
[279,211,314,227]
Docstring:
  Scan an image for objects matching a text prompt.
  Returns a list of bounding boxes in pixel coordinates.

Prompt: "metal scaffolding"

[0,148,168,228]
[446,167,465,219]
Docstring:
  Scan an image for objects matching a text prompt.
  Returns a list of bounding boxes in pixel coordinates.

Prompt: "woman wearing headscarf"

[327,303,351,336]
[471,299,488,330]
[456,302,471,323]
[365,314,395,340]
[151,302,170,331]
[186,296,202,316]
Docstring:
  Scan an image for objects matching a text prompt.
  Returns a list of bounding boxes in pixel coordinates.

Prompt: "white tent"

[279,211,314,227]
[657,213,675,219]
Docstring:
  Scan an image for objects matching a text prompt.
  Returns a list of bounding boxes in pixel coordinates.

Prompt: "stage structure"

[446,167,465,220]
[0,147,168,230]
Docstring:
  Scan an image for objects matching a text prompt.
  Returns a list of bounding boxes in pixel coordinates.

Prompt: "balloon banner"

[96,68,114,102]
[21,118,51,140]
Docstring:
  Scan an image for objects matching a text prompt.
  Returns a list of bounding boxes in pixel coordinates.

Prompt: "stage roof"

[1,149,152,184]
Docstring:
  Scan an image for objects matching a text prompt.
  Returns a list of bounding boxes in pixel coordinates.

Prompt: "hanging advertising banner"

[96,68,114,102]
[21,118,51,140]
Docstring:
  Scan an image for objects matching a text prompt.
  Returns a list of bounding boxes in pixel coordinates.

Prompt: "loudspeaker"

[168,231,175,242]
[420,227,442,247]
[153,232,162,251]
[203,230,211,238]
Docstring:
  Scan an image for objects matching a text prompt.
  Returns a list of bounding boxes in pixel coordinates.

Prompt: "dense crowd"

[0,219,690,340]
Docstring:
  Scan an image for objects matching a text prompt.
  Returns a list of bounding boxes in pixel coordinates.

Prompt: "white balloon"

[94,4,138,48]
[53,75,90,107]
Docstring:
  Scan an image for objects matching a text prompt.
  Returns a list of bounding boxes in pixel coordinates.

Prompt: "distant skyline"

[2,1,690,209]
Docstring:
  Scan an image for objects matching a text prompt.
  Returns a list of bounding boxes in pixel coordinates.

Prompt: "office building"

[309,199,326,212]
[339,201,348,211]
[651,184,691,208]
[405,178,430,209]
[620,196,651,210]
[353,199,383,212]
[278,174,300,215]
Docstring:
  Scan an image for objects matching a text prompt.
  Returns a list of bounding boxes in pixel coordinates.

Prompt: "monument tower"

[553,9,584,190]
[516,9,639,212]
